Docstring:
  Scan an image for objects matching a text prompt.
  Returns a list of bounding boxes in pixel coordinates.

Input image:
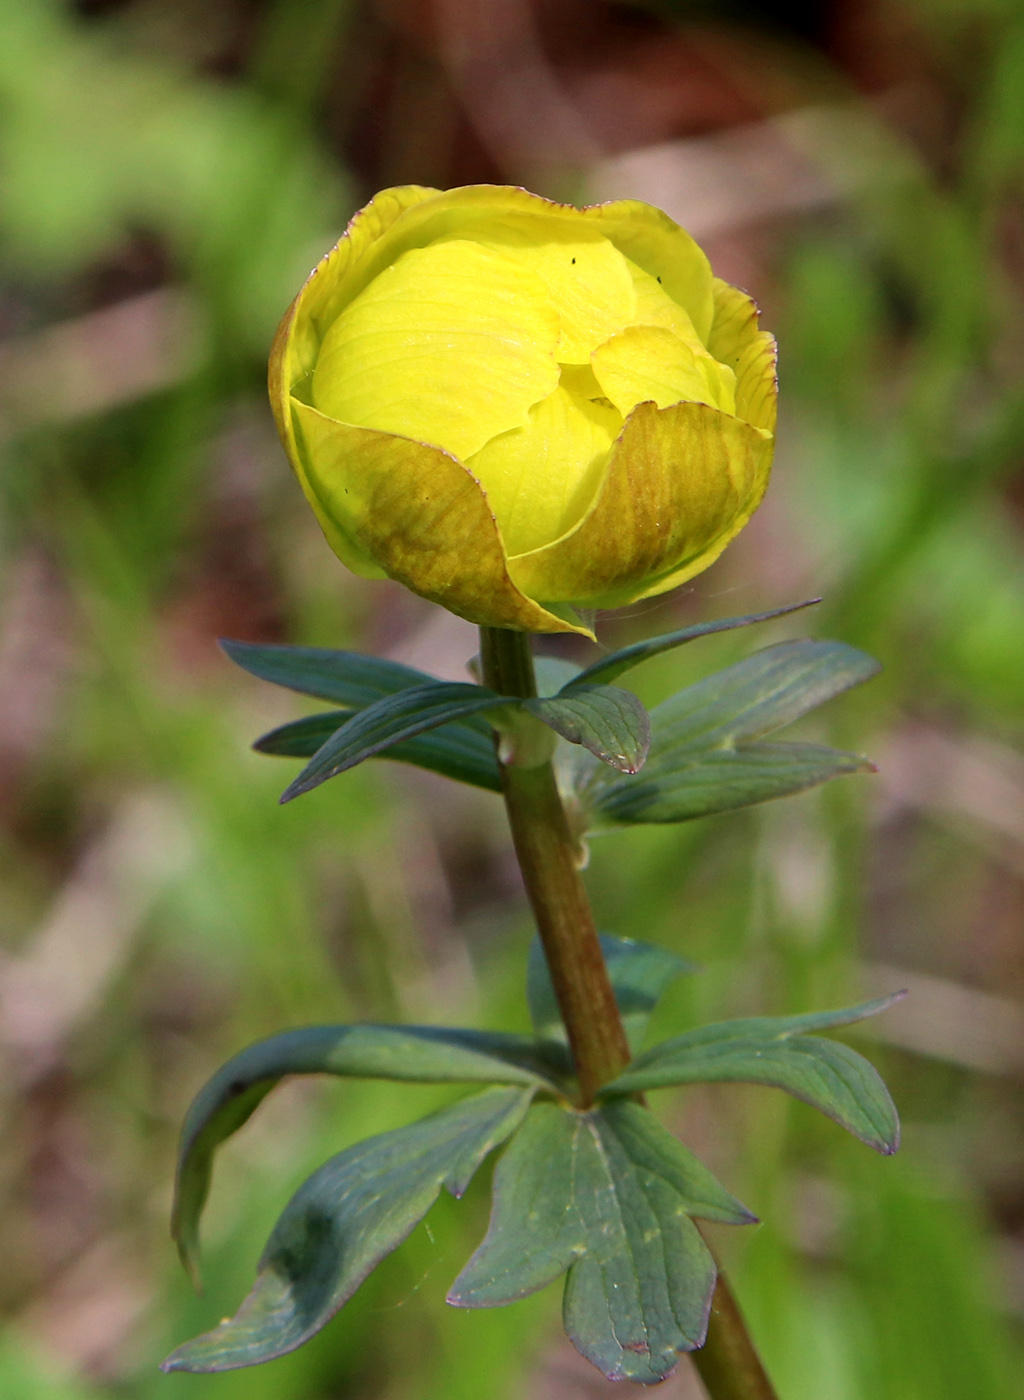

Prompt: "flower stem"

[479,624,629,1105]
[478,624,779,1400]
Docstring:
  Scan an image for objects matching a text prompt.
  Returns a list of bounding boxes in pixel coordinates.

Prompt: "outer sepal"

[508,399,772,610]
[289,400,588,634]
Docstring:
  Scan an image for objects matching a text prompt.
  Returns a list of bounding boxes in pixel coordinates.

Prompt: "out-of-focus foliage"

[1,2,1023,1399]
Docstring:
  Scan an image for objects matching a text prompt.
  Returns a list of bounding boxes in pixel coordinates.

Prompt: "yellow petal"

[465,234,636,363]
[591,325,736,418]
[508,399,772,609]
[341,187,715,342]
[558,362,605,399]
[269,185,440,472]
[706,278,778,434]
[311,240,560,462]
[583,197,716,343]
[626,259,707,352]
[467,387,622,557]
[288,398,590,634]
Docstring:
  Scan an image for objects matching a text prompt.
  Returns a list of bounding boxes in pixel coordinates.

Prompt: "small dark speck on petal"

[571,257,576,264]
[657,276,662,283]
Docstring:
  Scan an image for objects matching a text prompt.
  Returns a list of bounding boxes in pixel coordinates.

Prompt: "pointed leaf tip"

[570,598,823,688]
[526,684,650,773]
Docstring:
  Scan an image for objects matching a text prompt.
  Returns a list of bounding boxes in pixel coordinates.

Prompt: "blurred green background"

[1,1,1023,1397]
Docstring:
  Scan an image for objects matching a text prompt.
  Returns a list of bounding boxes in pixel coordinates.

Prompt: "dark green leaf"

[253,710,502,792]
[172,1024,571,1283]
[601,995,904,1153]
[527,933,697,1051]
[569,600,820,688]
[449,1100,750,1382]
[225,641,502,792]
[280,683,514,802]
[526,685,650,773]
[587,640,879,826]
[220,640,435,707]
[592,742,873,824]
[164,1087,533,1373]
[642,640,879,751]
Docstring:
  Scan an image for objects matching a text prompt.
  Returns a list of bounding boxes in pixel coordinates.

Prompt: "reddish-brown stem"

[479,624,780,1400]
[479,625,630,1105]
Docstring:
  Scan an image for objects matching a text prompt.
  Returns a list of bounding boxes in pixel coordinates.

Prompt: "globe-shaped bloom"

[270,185,777,635]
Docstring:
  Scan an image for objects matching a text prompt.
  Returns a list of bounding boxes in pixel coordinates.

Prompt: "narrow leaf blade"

[448,1102,587,1306]
[526,685,650,773]
[643,640,880,755]
[622,994,906,1059]
[599,1100,756,1225]
[603,1001,903,1154]
[254,710,502,792]
[569,600,820,688]
[592,741,873,825]
[563,1107,718,1382]
[164,1088,533,1373]
[221,640,435,706]
[173,1024,570,1283]
[280,683,512,801]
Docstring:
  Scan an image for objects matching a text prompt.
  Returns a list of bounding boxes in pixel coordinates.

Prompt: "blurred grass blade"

[253,709,502,791]
[527,932,697,1050]
[173,1024,571,1284]
[526,684,650,772]
[601,996,905,1153]
[570,600,820,687]
[450,1099,731,1382]
[164,1087,533,1373]
[280,683,514,801]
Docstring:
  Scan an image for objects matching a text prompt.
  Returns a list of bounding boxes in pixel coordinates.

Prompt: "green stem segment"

[478,624,779,1400]
[479,625,630,1106]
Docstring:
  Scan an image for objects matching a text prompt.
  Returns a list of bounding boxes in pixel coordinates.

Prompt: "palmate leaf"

[173,1024,571,1283]
[526,684,650,773]
[280,683,514,802]
[586,639,879,826]
[601,995,904,1154]
[164,1087,534,1374]
[527,932,697,1051]
[449,1100,754,1383]
[223,640,502,792]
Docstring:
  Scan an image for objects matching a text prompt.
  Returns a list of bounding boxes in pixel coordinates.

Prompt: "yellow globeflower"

[269,185,777,635]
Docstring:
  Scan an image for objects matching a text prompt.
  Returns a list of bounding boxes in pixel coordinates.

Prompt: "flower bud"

[269,185,776,635]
